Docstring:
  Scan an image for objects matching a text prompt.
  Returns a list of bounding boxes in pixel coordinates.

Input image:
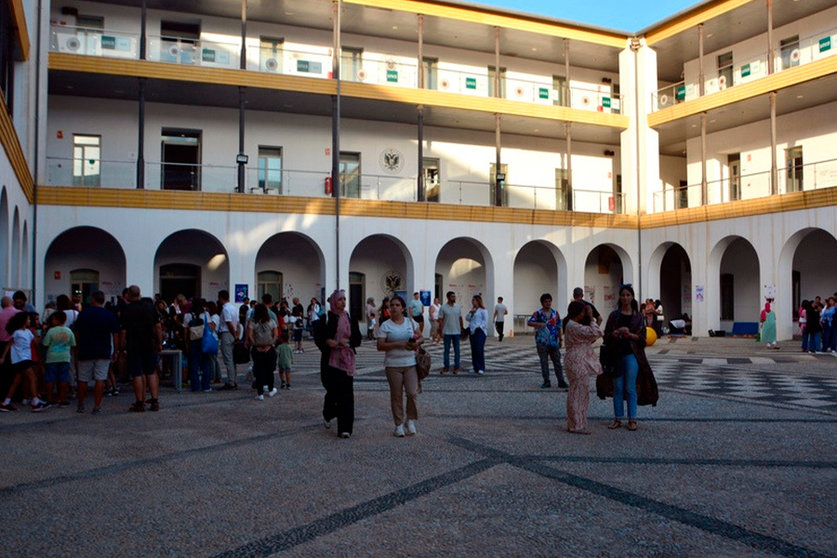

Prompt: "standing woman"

[760,300,778,349]
[314,290,361,438]
[602,285,657,431]
[376,295,422,437]
[247,303,278,400]
[563,301,603,434]
[466,295,488,375]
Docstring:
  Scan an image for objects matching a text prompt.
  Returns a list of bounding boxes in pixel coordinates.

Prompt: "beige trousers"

[385,366,419,426]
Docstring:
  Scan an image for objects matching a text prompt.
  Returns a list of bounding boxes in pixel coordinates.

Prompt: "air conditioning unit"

[264,57,279,72]
[57,33,81,53]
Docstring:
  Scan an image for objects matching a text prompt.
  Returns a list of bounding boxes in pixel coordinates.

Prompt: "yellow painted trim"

[644,0,753,46]
[9,0,30,60]
[345,0,628,48]
[648,56,837,127]
[0,95,34,202]
[642,187,837,228]
[51,53,629,128]
[37,186,639,228]
[340,82,630,128]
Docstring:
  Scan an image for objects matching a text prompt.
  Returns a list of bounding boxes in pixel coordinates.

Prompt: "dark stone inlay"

[212,458,500,558]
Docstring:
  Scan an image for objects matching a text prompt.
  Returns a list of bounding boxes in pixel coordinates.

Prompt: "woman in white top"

[466,294,489,375]
[377,295,423,437]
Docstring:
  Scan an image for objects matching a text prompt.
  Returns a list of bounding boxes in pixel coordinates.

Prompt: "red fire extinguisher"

[325,176,333,195]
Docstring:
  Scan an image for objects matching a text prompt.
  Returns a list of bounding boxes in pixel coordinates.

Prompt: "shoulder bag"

[201,313,219,354]
[408,319,431,379]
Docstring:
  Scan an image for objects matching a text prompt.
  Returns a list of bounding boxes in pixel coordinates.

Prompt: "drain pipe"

[631,36,643,298]
[31,0,44,305]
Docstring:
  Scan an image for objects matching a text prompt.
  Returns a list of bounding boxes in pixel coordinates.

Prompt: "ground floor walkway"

[0,336,835,556]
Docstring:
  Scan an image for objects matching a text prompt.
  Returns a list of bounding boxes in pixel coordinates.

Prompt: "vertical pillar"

[331,0,342,289]
[493,27,502,207]
[237,0,247,193]
[417,14,424,88]
[701,112,707,205]
[770,91,778,195]
[136,0,146,189]
[698,24,705,96]
[767,0,774,75]
[566,122,573,211]
[417,106,424,201]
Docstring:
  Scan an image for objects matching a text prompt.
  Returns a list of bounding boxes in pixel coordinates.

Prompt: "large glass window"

[72,135,101,187]
[488,66,506,98]
[786,146,803,192]
[260,36,283,73]
[258,271,282,302]
[258,146,282,192]
[423,158,440,202]
[339,152,361,198]
[422,57,438,90]
[552,75,567,107]
[717,52,733,89]
[341,47,363,81]
[161,128,201,191]
[728,153,741,201]
[780,35,800,70]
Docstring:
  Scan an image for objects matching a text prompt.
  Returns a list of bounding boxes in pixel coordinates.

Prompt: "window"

[422,158,440,202]
[780,35,800,70]
[720,273,734,321]
[159,263,200,302]
[160,20,199,64]
[341,47,363,81]
[258,146,282,192]
[552,75,567,107]
[0,1,16,113]
[260,36,283,73]
[161,128,201,191]
[677,180,688,209]
[339,152,361,198]
[422,57,438,90]
[717,52,733,89]
[488,66,506,98]
[728,153,741,201]
[786,146,803,192]
[258,271,282,302]
[76,15,104,30]
[73,135,101,187]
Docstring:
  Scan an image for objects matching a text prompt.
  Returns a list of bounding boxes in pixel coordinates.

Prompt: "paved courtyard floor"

[1,335,835,557]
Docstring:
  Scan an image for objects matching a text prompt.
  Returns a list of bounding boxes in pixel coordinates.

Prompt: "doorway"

[728,153,741,201]
[70,269,100,305]
[349,272,365,321]
[159,263,200,302]
[423,157,440,202]
[161,128,201,191]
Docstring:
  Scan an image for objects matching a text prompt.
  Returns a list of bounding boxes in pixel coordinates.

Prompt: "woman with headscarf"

[314,289,361,438]
[760,300,778,349]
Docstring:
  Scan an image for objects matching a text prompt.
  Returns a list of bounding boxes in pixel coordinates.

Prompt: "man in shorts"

[74,291,120,414]
[120,285,163,412]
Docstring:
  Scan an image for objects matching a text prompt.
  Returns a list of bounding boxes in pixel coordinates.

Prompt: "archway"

[583,244,632,313]
[712,236,759,331]
[435,237,494,315]
[255,232,325,305]
[779,228,837,334]
[21,221,28,288]
[648,242,692,323]
[0,189,7,288]
[513,240,566,319]
[44,227,127,303]
[154,230,228,302]
[349,235,413,323]
[10,208,19,288]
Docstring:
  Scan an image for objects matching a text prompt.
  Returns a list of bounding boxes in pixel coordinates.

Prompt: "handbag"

[201,313,219,354]
[188,315,204,341]
[599,342,622,378]
[407,319,431,379]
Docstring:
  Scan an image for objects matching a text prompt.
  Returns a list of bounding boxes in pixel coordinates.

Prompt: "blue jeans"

[536,343,566,386]
[469,328,486,372]
[823,324,836,352]
[613,353,639,419]
[443,334,461,370]
[188,340,212,391]
[801,330,809,351]
[809,331,822,352]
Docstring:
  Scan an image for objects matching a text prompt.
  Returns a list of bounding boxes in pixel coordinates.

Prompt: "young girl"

[0,312,48,412]
[277,332,293,389]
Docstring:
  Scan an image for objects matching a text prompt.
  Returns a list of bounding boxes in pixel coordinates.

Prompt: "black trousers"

[251,347,276,394]
[321,365,354,434]
[495,321,505,340]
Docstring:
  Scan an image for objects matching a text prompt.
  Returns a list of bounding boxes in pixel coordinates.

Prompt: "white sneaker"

[324,419,332,430]
[394,424,406,437]
[477,370,485,375]
[267,388,278,397]
[406,420,416,436]
[262,385,269,393]
[339,432,351,439]
[255,394,264,401]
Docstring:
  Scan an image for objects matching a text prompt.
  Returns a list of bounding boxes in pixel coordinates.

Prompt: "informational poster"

[234,284,249,303]
[763,284,776,300]
[420,290,431,306]
[695,285,704,303]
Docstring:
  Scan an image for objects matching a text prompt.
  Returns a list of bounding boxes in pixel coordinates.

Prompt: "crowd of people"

[796,295,837,353]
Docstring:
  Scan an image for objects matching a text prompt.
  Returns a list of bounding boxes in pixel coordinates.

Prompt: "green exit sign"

[386,69,398,82]
[538,87,549,99]
[101,35,116,49]
[741,63,751,77]
[820,36,832,52]
[465,77,477,89]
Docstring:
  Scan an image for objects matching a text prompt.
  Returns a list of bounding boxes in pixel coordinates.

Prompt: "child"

[292,307,305,353]
[42,310,76,407]
[276,332,293,389]
[0,312,48,412]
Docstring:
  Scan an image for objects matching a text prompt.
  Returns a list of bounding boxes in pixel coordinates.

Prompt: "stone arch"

[435,237,495,316]
[349,234,415,322]
[0,188,7,287]
[647,241,692,322]
[709,236,759,331]
[255,231,326,305]
[512,240,567,319]
[583,243,634,312]
[44,226,127,303]
[154,229,229,302]
[10,208,20,288]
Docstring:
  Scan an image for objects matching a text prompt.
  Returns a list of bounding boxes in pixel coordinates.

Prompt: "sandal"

[627,419,638,431]
[607,419,622,430]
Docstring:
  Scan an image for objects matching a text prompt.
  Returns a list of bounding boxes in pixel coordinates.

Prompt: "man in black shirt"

[120,285,162,412]
[572,287,602,326]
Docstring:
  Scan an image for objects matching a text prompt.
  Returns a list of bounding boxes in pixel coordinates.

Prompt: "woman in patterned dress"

[563,301,603,434]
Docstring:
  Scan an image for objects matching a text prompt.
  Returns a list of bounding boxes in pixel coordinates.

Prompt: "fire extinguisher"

[325,176,333,195]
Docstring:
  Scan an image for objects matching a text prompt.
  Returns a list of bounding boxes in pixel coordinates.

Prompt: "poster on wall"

[420,290,431,306]
[584,285,595,305]
[235,284,249,303]
[603,285,615,305]
[695,285,704,302]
